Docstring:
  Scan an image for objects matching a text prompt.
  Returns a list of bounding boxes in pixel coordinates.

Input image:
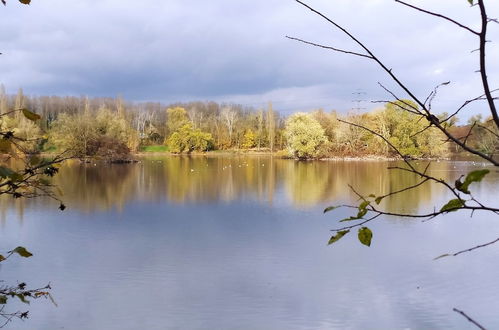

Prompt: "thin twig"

[395,0,480,35]
[453,237,499,257]
[285,36,372,59]
[453,308,486,330]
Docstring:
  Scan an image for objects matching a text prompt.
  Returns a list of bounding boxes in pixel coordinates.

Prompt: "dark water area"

[0,156,498,329]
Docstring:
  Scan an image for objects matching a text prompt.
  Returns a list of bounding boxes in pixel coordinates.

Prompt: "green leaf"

[0,295,7,304]
[358,227,373,247]
[359,200,370,210]
[16,294,30,304]
[464,169,489,188]
[375,196,383,205]
[456,169,490,194]
[323,206,339,214]
[0,166,15,178]
[440,199,465,213]
[21,108,41,121]
[357,207,368,218]
[468,0,473,4]
[327,230,349,245]
[10,246,33,258]
[355,201,370,218]
[455,178,467,194]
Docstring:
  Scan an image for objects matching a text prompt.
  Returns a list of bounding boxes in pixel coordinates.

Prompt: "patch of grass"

[140,145,169,153]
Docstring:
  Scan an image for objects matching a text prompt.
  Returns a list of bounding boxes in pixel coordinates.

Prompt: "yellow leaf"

[22,108,41,121]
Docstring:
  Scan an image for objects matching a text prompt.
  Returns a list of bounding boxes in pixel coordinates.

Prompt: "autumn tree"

[166,107,190,136]
[166,123,214,153]
[284,112,327,159]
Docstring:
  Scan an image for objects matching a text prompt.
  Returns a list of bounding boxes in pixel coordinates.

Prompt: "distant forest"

[0,85,497,160]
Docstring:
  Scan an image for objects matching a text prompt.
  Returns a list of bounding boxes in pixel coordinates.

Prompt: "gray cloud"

[0,0,498,119]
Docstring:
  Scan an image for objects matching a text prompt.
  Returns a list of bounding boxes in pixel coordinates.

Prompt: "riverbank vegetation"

[0,85,497,160]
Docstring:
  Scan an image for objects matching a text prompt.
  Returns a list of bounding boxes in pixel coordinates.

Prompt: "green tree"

[166,107,190,136]
[95,106,139,152]
[284,112,327,159]
[49,112,98,158]
[166,123,214,153]
[378,101,448,158]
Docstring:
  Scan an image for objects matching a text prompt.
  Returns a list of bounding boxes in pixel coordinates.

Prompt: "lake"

[1,156,498,329]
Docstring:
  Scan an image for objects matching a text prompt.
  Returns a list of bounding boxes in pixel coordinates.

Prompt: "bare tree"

[0,85,7,115]
[221,106,238,147]
[257,108,264,150]
[266,102,275,152]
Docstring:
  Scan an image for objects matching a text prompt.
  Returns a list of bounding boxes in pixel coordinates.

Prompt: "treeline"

[0,85,497,159]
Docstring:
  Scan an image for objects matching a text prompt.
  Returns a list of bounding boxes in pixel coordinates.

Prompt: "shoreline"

[38,150,485,162]
[134,150,449,162]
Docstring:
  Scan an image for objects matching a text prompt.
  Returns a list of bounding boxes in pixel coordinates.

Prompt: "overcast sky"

[1,0,498,119]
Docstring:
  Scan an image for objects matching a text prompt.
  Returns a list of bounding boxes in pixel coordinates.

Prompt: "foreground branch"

[292,0,499,165]
[453,308,486,330]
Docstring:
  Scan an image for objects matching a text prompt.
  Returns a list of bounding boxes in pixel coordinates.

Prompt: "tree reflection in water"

[0,156,467,220]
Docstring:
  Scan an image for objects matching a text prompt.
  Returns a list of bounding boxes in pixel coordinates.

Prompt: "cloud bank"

[0,0,498,118]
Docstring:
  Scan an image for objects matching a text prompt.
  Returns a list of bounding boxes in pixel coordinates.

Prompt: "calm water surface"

[1,156,498,329]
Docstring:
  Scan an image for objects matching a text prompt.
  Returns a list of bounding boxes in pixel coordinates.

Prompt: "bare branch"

[370,100,421,115]
[332,205,499,232]
[395,0,480,35]
[463,121,477,146]
[453,308,486,330]
[477,124,499,138]
[377,178,430,200]
[295,0,499,165]
[295,0,499,166]
[377,82,421,114]
[478,0,499,129]
[410,123,433,138]
[285,36,372,59]
[333,213,382,232]
[424,81,450,110]
[453,237,499,257]
[442,88,499,124]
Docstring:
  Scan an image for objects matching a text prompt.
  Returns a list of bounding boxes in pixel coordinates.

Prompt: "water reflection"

[1,156,498,330]
[0,156,492,217]
[1,156,486,216]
